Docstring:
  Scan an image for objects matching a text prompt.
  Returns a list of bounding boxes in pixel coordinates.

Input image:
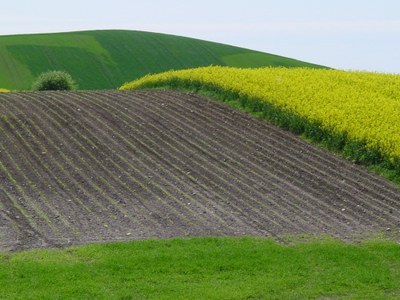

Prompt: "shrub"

[32,71,77,91]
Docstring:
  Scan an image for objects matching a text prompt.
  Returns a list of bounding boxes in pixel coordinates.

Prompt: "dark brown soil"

[0,90,399,251]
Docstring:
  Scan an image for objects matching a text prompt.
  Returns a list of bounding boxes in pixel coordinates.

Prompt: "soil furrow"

[86,91,293,235]
[19,93,175,239]
[0,122,59,235]
[146,91,399,226]
[108,92,329,234]
[116,91,356,233]
[0,188,49,250]
[65,92,256,235]
[21,94,152,230]
[47,91,217,236]
[0,90,398,251]
[189,95,400,221]
[178,90,400,202]
[5,93,126,243]
[0,129,74,235]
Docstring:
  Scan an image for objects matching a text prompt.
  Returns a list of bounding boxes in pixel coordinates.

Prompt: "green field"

[0,30,326,90]
[1,237,399,299]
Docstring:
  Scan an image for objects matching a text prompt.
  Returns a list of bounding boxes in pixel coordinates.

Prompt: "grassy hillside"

[0,30,326,90]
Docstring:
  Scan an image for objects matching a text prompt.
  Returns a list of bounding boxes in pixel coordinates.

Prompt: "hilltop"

[0,30,326,90]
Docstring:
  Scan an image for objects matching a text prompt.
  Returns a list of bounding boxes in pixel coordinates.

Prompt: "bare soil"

[0,90,399,251]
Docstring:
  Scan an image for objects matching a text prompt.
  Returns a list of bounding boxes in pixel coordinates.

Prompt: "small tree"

[32,71,77,91]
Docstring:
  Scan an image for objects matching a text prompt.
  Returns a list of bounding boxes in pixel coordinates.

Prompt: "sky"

[1,0,400,73]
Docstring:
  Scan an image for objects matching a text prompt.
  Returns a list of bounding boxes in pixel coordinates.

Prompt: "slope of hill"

[0,90,399,251]
[121,66,400,181]
[0,30,326,90]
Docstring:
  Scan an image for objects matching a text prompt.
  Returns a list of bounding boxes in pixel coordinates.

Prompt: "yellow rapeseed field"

[121,66,400,163]
[0,88,10,93]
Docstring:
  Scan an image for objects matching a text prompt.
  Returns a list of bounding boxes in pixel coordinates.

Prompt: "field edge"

[120,80,400,186]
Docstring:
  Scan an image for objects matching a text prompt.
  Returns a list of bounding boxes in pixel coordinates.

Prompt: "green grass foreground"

[0,237,399,299]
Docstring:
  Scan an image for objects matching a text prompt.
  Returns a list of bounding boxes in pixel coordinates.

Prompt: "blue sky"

[2,0,400,73]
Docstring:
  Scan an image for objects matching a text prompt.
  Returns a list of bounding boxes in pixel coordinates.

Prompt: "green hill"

[0,30,327,90]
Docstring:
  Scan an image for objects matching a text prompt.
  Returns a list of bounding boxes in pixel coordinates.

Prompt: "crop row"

[120,67,400,176]
[1,90,399,250]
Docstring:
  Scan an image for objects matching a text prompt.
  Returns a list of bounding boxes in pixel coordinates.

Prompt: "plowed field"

[0,90,399,251]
